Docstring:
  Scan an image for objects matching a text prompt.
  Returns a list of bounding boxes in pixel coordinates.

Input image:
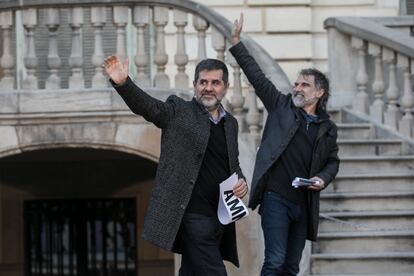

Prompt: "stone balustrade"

[325,16,414,138]
[0,0,291,145]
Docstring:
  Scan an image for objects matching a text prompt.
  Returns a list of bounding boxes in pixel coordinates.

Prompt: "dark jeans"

[178,213,227,276]
[259,192,308,276]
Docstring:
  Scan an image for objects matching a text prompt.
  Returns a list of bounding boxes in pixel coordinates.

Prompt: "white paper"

[217,173,249,225]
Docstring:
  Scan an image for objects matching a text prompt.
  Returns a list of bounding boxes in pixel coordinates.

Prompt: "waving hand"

[103,55,129,85]
[231,13,244,45]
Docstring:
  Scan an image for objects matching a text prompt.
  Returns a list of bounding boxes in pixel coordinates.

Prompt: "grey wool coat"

[112,77,244,266]
[230,42,340,241]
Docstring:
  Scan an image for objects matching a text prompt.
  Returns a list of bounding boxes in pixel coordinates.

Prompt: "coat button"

[189,179,195,185]
[180,204,185,210]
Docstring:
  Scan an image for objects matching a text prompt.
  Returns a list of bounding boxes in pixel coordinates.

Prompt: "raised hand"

[231,13,243,45]
[103,55,129,85]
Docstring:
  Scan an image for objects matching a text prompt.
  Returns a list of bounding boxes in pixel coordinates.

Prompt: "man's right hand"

[231,13,243,45]
[103,55,129,85]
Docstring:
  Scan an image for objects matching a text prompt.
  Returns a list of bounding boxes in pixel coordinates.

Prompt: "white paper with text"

[218,173,249,225]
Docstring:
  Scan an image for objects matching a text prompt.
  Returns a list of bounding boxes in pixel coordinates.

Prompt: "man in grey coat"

[230,14,340,276]
[103,55,248,276]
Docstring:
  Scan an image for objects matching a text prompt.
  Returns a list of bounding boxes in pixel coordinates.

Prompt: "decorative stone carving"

[174,10,189,90]
[193,15,209,64]
[368,43,385,123]
[397,55,413,137]
[383,48,400,130]
[153,7,170,88]
[227,53,245,131]
[113,6,128,62]
[22,8,38,90]
[0,11,15,89]
[45,8,61,89]
[91,6,107,88]
[68,7,84,89]
[212,27,226,61]
[133,6,150,87]
[351,37,368,114]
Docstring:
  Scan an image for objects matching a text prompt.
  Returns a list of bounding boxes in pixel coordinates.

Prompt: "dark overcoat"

[230,42,340,241]
[113,77,244,266]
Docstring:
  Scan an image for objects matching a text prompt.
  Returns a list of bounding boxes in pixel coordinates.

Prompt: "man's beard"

[196,94,221,111]
[293,94,305,108]
[293,93,317,108]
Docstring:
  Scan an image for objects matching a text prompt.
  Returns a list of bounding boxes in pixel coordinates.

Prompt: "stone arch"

[0,121,161,162]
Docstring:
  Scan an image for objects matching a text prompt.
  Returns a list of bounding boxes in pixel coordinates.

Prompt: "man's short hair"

[300,68,330,113]
[194,59,229,84]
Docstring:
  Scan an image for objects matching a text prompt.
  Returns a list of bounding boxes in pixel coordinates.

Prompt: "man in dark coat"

[230,14,340,276]
[103,56,248,276]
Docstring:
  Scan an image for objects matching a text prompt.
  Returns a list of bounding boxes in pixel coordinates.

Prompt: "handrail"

[324,16,414,58]
[0,0,292,92]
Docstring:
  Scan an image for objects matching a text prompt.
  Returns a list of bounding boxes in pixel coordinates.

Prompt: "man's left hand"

[307,176,325,191]
[233,178,248,198]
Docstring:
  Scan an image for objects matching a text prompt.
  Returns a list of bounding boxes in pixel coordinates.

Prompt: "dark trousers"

[178,213,227,276]
[259,192,308,276]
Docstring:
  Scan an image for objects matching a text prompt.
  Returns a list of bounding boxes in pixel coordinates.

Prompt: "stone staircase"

[310,110,414,276]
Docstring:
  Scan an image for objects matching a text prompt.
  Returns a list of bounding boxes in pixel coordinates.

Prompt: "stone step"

[339,156,414,174]
[325,172,414,193]
[311,252,414,274]
[319,210,414,232]
[320,191,414,212]
[314,230,414,254]
[337,139,402,156]
[337,123,373,139]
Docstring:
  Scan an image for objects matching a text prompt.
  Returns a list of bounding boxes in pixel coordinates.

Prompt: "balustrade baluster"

[212,27,226,61]
[153,7,169,88]
[91,6,107,88]
[174,10,189,90]
[397,55,413,137]
[69,7,84,89]
[22,8,38,90]
[45,8,61,89]
[368,43,385,123]
[228,54,245,131]
[245,80,261,146]
[133,6,150,87]
[193,16,209,63]
[113,6,128,62]
[351,37,369,114]
[0,11,15,89]
[383,49,400,130]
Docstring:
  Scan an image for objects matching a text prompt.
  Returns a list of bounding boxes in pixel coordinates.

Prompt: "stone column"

[0,11,15,89]
[174,10,189,90]
[113,6,128,62]
[68,7,84,89]
[45,8,61,89]
[351,37,369,114]
[212,27,226,62]
[397,55,413,137]
[193,15,209,63]
[245,80,261,147]
[91,6,107,88]
[153,7,169,88]
[228,53,245,132]
[22,8,38,90]
[368,43,385,123]
[383,48,400,130]
[133,6,150,87]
